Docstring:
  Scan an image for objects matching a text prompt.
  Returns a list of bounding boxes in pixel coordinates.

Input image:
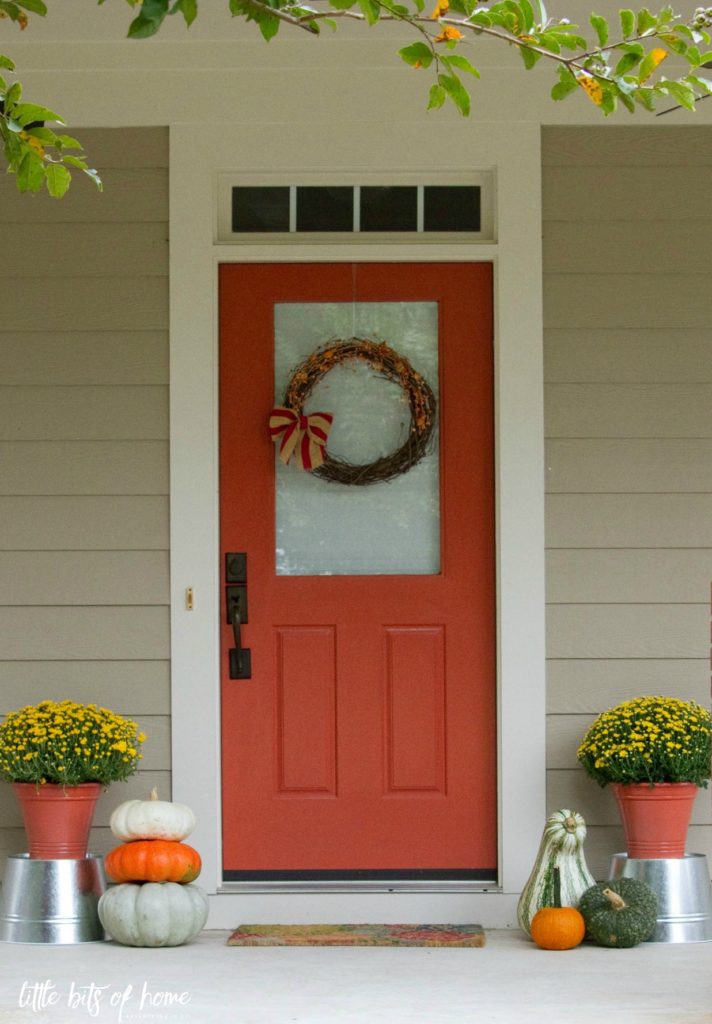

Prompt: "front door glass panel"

[275,301,440,576]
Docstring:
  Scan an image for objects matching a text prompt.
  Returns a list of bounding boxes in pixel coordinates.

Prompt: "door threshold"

[219,879,499,894]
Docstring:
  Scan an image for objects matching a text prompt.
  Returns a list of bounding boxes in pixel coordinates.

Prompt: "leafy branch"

[2,0,712,195]
[116,0,712,117]
[0,0,102,196]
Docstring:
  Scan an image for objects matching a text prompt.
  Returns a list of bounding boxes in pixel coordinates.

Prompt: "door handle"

[228,598,252,680]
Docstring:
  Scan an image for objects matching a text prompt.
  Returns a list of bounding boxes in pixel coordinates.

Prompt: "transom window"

[217,173,495,242]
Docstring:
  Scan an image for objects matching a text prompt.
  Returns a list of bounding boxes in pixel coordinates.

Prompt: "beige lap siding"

[0,128,170,873]
[543,125,712,878]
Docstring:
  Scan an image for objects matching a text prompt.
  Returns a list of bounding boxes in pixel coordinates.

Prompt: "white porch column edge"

[169,121,545,926]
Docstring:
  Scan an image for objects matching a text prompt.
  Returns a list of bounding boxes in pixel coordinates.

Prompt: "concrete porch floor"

[0,929,710,1024]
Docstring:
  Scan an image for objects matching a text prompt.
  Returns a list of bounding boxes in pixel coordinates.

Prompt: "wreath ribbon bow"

[269,407,334,471]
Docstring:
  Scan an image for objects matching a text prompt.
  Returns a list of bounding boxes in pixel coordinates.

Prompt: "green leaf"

[663,80,696,109]
[257,12,280,39]
[636,7,657,35]
[16,150,45,193]
[45,162,71,199]
[12,103,64,126]
[551,78,578,100]
[55,133,82,149]
[398,41,433,67]
[615,51,642,76]
[327,0,357,7]
[14,0,48,13]
[444,53,480,77]
[171,0,198,25]
[518,0,534,32]
[519,45,541,69]
[687,74,712,94]
[427,83,447,109]
[438,72,471,115]
[599,84,617,114]
[0,54,16,72]
[618,89,636,112]
[635,86,657,110]
[697,51,712,64]
[659,33,688,55]
[62,154,89,170]
[357,0,380,23]
[468,11,492,28]
[589,13,608,47]
[127,0,170,38]
[619,9,635,37]
[4,81,22,110]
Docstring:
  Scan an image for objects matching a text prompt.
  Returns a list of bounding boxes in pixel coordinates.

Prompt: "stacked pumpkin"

[98,789,209,947]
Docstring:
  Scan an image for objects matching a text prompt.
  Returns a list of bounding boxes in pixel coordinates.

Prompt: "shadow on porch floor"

[0,928,710,1023]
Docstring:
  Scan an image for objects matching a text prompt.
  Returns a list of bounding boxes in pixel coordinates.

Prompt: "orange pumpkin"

[530,906,585,950]
[105,840,201,884]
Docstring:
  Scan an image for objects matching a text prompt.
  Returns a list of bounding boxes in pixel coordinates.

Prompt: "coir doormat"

[227,924,486,947]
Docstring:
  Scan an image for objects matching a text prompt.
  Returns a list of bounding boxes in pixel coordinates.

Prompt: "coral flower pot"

[610,782,698,859]
[13,782,102,859]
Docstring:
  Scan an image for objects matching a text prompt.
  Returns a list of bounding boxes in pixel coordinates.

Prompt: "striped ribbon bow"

[269,407,334,471]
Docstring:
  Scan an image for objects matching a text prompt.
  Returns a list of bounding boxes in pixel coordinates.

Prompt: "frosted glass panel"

[275,302,440,576]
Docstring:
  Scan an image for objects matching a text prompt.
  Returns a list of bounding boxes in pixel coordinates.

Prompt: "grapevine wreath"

[269,338,437,486]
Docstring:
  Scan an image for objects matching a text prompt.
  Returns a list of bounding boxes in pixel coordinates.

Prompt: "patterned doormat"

[227,924,486,947]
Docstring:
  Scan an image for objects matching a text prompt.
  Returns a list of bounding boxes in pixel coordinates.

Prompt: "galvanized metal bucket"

[0,853,108,944]
[609,852,712,943]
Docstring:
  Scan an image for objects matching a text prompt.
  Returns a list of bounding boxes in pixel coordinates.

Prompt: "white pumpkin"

[98,882,209,947]
[517,809,596,937]
[110,787,195,842]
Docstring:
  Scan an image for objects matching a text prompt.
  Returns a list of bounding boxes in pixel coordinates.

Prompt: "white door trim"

[169,121,546,927]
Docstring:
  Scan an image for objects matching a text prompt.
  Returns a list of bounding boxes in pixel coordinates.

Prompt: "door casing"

[168,121,546,925]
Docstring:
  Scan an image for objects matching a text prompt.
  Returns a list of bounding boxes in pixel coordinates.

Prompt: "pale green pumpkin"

[517,809,596,937]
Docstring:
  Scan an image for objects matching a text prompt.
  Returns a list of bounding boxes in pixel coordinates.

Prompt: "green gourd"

[517,809,596,937]
[579,878,658,948]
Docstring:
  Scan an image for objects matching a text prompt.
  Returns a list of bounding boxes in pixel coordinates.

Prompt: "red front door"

[219,263,496,881]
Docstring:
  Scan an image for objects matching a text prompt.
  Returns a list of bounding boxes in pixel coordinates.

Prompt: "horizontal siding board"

[548,769,712,827]
[0,552,169,605]
[0,169,168,224]
[544,330,712,385]
[546,439,712,493]
[542,167,712,221]
[547,659,710,714]
[547,549,712,604]
[0,441,168,495]
[546,495,712,548]
[6,223,168,278]
[547,604,710,659]
[0,278,168,332]
[0,386,168,441]
[0,661,170,714]
[0,332,168,386]
[0,496,169,550]
[0,771,170,829]
[543,220,712,275]
[70,127,169,168]
[0,606,169,660]
[544,274,712,330]
[545,384,712,439]
[542,126,712,167]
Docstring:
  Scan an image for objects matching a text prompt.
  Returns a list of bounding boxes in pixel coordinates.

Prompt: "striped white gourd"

[517,809,596,937]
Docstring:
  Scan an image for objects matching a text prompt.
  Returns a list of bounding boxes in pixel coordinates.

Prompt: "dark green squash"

[579,878,657,948]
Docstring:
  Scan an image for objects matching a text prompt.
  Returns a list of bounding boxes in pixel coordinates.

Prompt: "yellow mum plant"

[577,696,712,789]
[0,701,146,787]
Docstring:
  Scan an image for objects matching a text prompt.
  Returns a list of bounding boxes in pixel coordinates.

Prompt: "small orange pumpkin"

[530,906,586,950]
[105,840,201,884]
